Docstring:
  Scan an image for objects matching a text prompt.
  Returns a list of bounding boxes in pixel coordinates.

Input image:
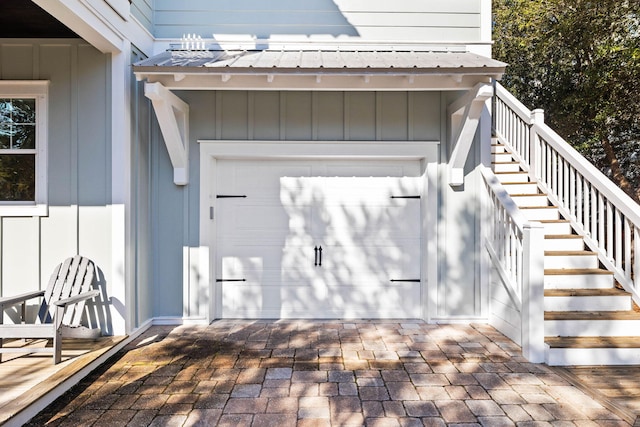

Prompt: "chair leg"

[0,309,3,363]
[53,305,64,364]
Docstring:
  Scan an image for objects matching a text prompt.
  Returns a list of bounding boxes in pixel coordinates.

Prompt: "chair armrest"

[0,290,45,308]
[53,289,100,307]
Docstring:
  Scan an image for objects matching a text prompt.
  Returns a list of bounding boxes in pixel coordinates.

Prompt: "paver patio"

[24,321,631,426]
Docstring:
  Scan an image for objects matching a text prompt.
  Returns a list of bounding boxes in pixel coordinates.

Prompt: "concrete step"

[545,310,640,337]
[544,250,599,269]
[521,206,560,221]
[539,220,573,235]
[545,336,640,365]
[494,171,531,183]
[511,193,550,207]
[492,162,521,173]
[544,288,632,311]
[545,268,615,289]
[544,234,585,251]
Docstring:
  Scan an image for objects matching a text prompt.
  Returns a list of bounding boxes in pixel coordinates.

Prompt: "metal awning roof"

[134,48,506,91]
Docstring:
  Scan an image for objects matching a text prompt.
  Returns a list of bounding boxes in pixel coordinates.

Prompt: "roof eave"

[134,66,505,91]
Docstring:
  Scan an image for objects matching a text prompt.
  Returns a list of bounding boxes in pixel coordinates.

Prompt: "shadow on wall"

[0,263,114,336]
[155,0,359,39]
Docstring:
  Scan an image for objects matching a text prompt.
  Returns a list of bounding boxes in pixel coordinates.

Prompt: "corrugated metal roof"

[134,49,506,74]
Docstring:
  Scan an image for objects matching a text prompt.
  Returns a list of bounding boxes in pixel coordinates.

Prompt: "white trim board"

[198,140,440,322]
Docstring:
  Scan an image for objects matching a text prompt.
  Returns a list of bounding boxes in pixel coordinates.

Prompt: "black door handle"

[314,246,318,266]
[318,246,322,266]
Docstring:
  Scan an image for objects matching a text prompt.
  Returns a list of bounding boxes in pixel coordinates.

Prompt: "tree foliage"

[493,0,640,201]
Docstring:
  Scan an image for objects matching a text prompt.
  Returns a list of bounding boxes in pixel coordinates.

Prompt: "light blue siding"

[0,39,113,328]
[131,0,153,33]
[151,90,453,319]
[153,0,482,41]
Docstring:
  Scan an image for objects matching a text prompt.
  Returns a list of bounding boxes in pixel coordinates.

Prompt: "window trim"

[0,81,49,217]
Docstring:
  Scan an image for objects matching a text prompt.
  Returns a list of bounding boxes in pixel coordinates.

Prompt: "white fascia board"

[139,73,495,92]
[447,82,493,186]
[33,0,124,53]
[32,0,154,55]
[145,82,190,185]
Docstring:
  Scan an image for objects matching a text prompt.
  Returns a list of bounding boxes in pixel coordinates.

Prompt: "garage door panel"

[218,202,311,235]
[319,241,420,280]
[223,162,313,195]
[222,282,421,318]
[314,201,420,239]
[216,158,423,319]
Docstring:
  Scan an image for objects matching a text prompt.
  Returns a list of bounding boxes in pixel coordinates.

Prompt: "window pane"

[0,124,9,149]
[0,155,35,201]
[13,124,35,149]
[0,99,10,123]
[12,99,36,124]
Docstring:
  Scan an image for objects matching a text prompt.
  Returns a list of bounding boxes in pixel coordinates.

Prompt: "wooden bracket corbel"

[145,82,190,185]
[447,82,493,186]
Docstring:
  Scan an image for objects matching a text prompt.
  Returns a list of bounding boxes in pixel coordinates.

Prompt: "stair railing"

[482,166,545,363]
[494,82,640,305]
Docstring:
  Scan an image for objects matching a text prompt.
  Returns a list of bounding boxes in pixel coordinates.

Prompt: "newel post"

[529,109,545,181]
[522,221,545,363]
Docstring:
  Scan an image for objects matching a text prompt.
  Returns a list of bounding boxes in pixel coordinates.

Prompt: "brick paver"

[26,321,630,426]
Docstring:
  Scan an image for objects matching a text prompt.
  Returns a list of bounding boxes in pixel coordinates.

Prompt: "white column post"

[521,221,545,363]
[111,42,133,335]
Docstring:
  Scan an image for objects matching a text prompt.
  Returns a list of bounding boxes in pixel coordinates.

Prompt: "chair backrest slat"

[66,257,94,326]
[38,255,96,326]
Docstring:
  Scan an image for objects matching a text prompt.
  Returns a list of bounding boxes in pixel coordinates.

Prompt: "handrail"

[494,81,640,304]
[482,167,529,233]
[534,124,640,226]
[482,166,545,363]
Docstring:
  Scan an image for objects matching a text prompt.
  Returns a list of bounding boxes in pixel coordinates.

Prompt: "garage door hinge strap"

[390,279,421,282]
[216,279,246,282]
[217,195,247,198]
[391,195,421,199]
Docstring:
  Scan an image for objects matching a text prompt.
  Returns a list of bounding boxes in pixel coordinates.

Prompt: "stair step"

[544,234,585,251]
[492,152,514,162]
[545,310,640,337]
[522,206,560,220]
[545,310,640,321]
[544,288,631,311]
[545,337,640,366]
[544,268,614,289]
[501,182,539,194]
[492,162,521,173]
[546,336,640,348]
[539,220,573,235]
[491,144,508,154]
[544,250,599,269]
[511,193,550,207]
[495,171,531,183]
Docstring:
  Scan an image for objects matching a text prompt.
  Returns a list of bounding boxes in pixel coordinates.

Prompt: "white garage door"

[216,159,422,319]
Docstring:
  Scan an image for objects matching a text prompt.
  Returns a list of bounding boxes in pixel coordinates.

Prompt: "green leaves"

[493,0,640,200]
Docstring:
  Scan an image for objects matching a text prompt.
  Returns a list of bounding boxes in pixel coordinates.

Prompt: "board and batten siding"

[151,90,441,319]
[0,39,116,331]
[153,0,483,42]
[151,89,485,321]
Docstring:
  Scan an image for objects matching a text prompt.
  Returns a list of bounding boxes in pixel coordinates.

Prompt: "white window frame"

[0,81,49,217]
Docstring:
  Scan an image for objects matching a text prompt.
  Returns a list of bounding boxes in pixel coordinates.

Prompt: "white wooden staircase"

[492,140,640,365]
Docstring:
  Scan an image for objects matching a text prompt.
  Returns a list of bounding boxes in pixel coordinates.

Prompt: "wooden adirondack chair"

[0,255,101,364]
